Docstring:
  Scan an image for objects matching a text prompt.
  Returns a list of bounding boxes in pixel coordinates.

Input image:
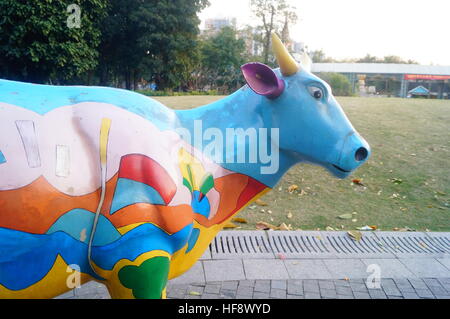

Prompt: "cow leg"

[105,255,170,299]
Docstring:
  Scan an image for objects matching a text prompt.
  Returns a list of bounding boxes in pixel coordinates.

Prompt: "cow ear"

[241,62,285,99]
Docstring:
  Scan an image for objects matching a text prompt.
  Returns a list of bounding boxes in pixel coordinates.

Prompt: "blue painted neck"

[175,87,298,188]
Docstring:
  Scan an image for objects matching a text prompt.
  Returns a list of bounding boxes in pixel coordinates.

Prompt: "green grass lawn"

[154,96,450,232]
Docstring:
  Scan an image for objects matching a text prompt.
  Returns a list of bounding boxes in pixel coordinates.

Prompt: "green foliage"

[318,72,353,96]
[310,49,335,63]
[197,27,247,93]
[357,54,418,64]
[0,0,107,83]
[98,0,209,90]
[311,50,418,65]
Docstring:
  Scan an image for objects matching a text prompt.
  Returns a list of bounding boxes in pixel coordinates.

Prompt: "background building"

[312,63,450,98]
[203,17,237,37]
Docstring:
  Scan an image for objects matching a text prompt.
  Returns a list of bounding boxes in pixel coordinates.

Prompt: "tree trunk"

[125,69,131,90]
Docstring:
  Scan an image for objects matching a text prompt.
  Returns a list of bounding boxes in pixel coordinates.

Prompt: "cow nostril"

[355,147,368,162]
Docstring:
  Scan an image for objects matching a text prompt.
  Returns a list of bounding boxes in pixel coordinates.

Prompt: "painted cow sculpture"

[0,34,370,299]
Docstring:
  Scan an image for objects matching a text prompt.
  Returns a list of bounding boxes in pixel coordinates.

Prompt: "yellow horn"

[271,32,299,76]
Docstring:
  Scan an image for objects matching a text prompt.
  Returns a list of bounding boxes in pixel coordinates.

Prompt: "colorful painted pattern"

[0,97,268,298]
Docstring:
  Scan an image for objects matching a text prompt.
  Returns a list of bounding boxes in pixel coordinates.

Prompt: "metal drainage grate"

[209,231,273,259]
[208,231,450,259]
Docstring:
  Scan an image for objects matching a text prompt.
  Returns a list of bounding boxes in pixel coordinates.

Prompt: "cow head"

[241,33,370,179]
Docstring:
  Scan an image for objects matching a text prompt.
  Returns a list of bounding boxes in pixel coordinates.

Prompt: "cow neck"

[174,88,298,188]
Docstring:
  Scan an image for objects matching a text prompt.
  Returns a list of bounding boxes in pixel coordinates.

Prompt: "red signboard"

[404,74,450,80]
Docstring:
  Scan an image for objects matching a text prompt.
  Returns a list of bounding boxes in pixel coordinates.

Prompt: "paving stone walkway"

[56,231,450,299]
[57,277,450,299]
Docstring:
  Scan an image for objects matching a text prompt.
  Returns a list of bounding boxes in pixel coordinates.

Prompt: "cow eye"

[308,86,324,100]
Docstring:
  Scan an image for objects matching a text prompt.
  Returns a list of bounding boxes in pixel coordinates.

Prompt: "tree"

[357,54,380,63]
[382,55,418,64]
[356,54,418,64]
[0,0,107,84]
[318,73,353,96]
[310,49,335,63]
[250,0,297,64]
[97,0,209,90]
[197,27,247,93]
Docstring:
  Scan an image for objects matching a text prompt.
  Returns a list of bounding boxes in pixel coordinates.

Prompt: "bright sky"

[199,0,450,65]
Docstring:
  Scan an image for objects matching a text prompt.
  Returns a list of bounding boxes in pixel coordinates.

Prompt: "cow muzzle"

[329,132,370,178]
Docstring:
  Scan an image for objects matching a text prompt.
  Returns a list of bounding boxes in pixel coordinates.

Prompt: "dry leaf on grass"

[255,199,268,206]
[352,178,365,186]
[298,189,307,196]
[223,222,238,229]
[278,223,292,231]
[256,221,292,231]
[256,221,277,230]
[232,217,248,224]
[338,213,353,220]
[288,184,299,193]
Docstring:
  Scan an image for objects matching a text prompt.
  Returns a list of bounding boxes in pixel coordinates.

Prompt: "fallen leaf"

[256,199,268,206]
[352,178,365,186]
[288,184,299,193]
[256,221,278,230]
[352,219,358,223]
[338,213,353,220]
[287,212,293,219]
[232,217,248,224]
[223,222,238,229]
[347,230,362,241]
[326,226,335,231]
[279,223,291,231]
[188,291,201,296]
